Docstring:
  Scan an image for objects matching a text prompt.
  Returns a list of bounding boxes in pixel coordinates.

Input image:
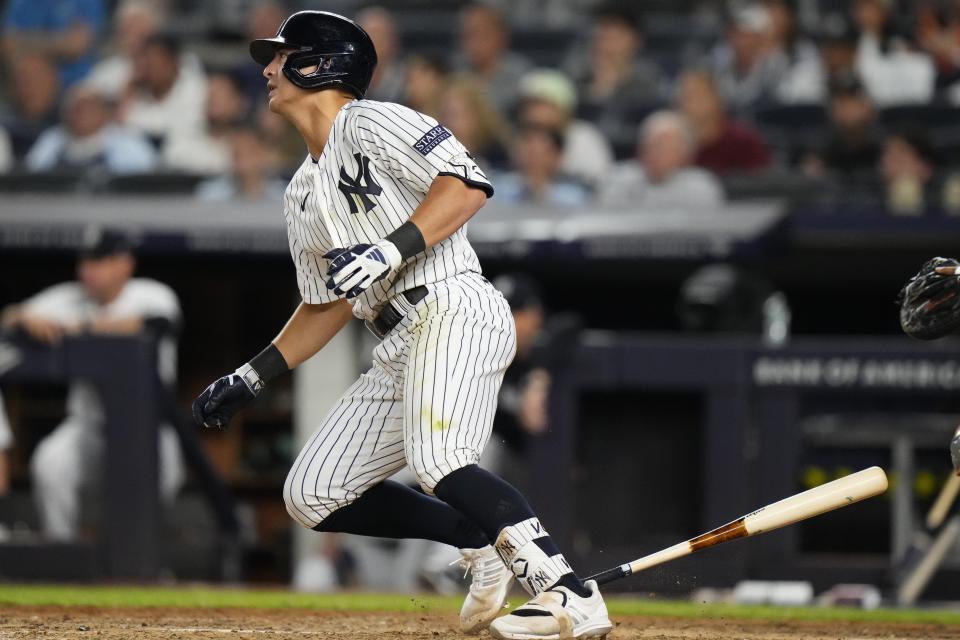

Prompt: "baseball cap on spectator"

[80,228,135,259]
[814,19,858,46]
[829,70,866,97]
[493,273,543,311]
[519,69,577,115]
[730,5,772,32]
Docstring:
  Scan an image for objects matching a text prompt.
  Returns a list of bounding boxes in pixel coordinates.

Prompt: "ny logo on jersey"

[338,153,382,214]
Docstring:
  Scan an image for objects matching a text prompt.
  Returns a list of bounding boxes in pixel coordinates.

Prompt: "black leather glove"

[898,257,960,340]
[192,364,262,428]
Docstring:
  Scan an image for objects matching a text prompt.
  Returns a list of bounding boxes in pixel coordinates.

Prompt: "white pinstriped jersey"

[283,99,494,321]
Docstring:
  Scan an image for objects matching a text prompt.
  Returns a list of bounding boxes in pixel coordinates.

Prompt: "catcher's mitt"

[898,257,960,340]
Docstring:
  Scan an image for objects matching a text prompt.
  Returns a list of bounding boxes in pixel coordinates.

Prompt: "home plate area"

[0,608,956,640]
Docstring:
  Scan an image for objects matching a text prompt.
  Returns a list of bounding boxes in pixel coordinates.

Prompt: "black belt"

[365,285,429,340]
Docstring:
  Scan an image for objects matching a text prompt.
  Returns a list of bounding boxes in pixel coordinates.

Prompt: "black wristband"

[385,221,426,261]
[249,343,289,383]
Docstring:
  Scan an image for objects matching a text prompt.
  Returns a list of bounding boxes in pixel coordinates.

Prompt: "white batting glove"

[324,240,402,299]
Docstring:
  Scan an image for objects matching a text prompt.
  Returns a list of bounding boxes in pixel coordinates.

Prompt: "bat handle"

[586,563,632,585]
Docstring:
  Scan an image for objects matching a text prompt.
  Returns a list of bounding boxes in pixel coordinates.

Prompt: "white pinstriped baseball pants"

[283,272,517,529]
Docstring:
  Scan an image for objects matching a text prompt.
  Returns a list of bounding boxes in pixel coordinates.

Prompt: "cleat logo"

[530,569,551,591]
[512,558,529,578]
[496,539,517,564]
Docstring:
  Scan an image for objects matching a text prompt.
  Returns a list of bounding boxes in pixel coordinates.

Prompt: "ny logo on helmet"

[338,153,382,214]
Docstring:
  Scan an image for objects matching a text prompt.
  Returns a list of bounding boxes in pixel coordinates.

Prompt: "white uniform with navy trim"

[284,99,492,321]
[22,279,185,540]
[282,100,516,528]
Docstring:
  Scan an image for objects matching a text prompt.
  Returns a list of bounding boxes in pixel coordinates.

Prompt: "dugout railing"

[0,333,240,581]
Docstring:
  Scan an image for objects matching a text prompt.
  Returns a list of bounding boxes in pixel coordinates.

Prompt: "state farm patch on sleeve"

[413,125,452,156]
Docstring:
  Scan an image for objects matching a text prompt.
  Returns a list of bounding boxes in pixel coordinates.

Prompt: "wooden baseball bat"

[587,466,888,585]
[927,473,960,530]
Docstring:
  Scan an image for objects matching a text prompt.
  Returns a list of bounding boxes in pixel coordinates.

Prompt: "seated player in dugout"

[192,11,612,640]
[0,229,185,541]
[486,273,550,479]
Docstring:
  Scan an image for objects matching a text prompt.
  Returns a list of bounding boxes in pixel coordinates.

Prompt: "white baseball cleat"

[458,545,515,634]
[489,579,612,640]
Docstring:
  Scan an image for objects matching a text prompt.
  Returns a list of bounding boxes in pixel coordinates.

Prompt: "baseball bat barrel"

[588,466,888,585]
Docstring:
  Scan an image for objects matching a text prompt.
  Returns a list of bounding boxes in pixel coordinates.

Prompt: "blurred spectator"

[164,72,249,174]
[488,273,550,472]
[881,129,938,215]
[233,1,286,106]
[763,0,826,103]
[256,105,306,173]
[852,0,935,105]
[0,230,184,541]
[456,3,532,112]
[196,128,285,202]
[494,125,590,206]
[818,22,860,79]
[707,4,782,111]
[599,110,724,210]
[26,84,157,174]
[677,69,772,174]
[438,75,511,169]
[85,1,163,100]
[119,34,207,151]
[517,69,614,188]
[800,72,881,178]
[1,0,105,87]
[403,54,449,120]
[567,4,660,152]
[916,1,960,101]
[357,6,406,103]
[1,54,61,159]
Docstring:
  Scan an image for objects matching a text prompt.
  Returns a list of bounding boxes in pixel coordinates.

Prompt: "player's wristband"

[248,343,289,385]
[385,221,426,261]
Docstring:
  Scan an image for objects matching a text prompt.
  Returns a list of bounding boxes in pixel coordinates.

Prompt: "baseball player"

[192,11,611,639]
[1,230,185,541]
[899,257,960,474]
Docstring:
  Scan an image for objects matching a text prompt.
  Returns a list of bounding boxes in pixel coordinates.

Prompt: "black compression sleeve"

[385,221,426,261]
[249,343,289,383]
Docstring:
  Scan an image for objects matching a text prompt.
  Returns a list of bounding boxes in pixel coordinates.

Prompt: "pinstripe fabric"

[284,272,516,528]
[282,99,492,322]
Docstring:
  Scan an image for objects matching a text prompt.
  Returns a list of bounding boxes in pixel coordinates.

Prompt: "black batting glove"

[192,364,262,428]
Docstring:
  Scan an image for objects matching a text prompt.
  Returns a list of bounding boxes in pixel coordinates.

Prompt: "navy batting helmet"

[249,10,377,98]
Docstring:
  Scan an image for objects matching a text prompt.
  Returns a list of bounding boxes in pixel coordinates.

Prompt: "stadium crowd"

[3,0,960,214]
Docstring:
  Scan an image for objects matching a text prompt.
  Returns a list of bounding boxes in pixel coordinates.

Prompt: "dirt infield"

[0,606,957,640]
